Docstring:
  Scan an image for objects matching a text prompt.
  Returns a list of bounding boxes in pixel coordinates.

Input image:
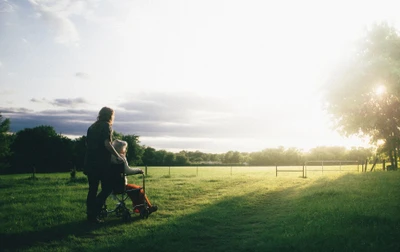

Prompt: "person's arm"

[124,165,144,175]
[122,156,144,175]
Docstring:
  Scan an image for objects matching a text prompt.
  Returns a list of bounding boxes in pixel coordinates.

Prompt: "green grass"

[1,167,399,251]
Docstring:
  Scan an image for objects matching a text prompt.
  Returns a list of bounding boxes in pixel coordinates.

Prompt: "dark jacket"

[84,121,112,175]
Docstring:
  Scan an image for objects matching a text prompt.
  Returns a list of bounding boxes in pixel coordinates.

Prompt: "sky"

[1,0,400,154]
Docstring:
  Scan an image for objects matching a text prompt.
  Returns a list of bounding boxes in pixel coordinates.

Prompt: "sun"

[375,85,386,96]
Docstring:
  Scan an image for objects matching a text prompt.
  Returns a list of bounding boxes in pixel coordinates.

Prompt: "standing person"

[84,107,123,223]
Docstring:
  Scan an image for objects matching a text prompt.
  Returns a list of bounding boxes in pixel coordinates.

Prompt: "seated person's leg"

[126,183,157,214]
[126,183,145,205]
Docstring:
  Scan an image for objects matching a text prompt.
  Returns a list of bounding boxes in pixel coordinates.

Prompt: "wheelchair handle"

[142,173,145,194]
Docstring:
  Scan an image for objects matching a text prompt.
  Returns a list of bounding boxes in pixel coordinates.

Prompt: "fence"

[138,161,381,179]
[305,160,360,175]
[142,166,306,178]
[275,165,306,178]
[274,161,360,178]
[143,166,254,177]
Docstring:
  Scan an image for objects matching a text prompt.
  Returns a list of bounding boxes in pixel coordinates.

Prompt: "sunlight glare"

[376,139,385,146]
[375,85,386,96]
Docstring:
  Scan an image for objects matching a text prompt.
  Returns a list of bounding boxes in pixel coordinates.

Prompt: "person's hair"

[97,107,114,125]
[112,139,128,154]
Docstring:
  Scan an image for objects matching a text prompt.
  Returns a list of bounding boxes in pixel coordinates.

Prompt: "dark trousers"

[86,171,113,218]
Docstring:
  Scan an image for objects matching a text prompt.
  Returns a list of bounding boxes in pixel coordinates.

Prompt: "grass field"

[1,166,399,252]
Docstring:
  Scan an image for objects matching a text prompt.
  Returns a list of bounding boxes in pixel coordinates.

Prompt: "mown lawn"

[0,167,399,251]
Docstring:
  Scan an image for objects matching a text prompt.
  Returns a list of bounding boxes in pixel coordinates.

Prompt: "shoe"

[148,205,158,215]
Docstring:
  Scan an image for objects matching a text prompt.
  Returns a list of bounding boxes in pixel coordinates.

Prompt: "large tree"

[324,23,400,167]
[11,125,73,173]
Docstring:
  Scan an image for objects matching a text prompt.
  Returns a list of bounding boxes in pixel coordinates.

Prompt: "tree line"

[0,114,374,174]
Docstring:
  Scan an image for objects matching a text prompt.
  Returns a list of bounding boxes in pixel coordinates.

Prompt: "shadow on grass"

[0,215,143,251]
[102,173,400,252]
[2,173,400,252]
[66,177,88,185]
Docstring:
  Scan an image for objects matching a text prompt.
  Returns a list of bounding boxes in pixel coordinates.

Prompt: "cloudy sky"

[1,0,399,153]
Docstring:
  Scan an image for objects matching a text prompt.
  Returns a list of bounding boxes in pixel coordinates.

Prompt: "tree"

[324,23,400,167]
[307,146,347,161]
[346,147,374,162]
[72,136,86,171]
[223,151,242,164]
[154,150,167,165]
[175,153,190,166]
[0,114,11,156]
[164,152,175,166]
[121,134,144,165]
[142,147,156,166]
[0,114,13,172]
[10,125,73,173]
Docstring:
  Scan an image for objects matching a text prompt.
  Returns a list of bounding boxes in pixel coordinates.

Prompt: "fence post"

[145,166,148,176]
[383,159,386,171]
[365,159,368,172]
[322,161,324,174]
[275,164,278,177]
[32,164,36,179]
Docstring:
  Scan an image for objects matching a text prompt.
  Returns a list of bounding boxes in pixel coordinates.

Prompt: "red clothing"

[125,184,153,208]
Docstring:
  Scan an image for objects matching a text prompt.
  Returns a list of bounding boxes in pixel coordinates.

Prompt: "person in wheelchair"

[110,139,158,215]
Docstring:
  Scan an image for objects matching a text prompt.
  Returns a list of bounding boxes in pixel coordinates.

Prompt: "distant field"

[144,164,372,177]
[145,164,359,173]
[1,167,399,251]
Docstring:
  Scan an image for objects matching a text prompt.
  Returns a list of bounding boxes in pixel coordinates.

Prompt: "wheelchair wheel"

[98,207,108,220]
[122,210,131,222]
[140,208,149,219]
[115,203,125,217]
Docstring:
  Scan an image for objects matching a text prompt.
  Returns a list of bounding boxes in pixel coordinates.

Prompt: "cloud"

[30,98,43,103]
[1,92,317,153]
[119,92,233,123]
[2,107,94,136]
[1,107,33,114]
[28,0,78,46]
[30,97,88,108]
[3,92,249,139]
[51,97,88,107]
[0,0,14,13]
[114,92,285,140]
[0,89,15,95]
[27,0,99,46]
[75,72,89,79]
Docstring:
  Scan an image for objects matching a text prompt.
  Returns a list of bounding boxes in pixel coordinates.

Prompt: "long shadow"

[100,173,400,252]
[2,173,400,251]
[0,215,142,251]
[0,177,136,251]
